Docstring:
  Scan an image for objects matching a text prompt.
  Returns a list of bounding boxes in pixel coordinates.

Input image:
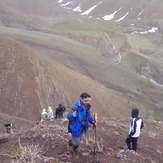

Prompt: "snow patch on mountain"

[132,27,158,34]
[58,0,64,3]
[81,2,102,15]
[73,4,82,12]
[137,10,144,20]
[115,12,129,22]
[102,7,122,21]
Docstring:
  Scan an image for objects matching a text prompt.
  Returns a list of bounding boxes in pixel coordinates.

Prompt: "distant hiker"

[125,108,144,151]
[67,92,97,153]
[4,123,13,133]
[47,106,54,120]
[41,108,48,122]
[55,104,66,119]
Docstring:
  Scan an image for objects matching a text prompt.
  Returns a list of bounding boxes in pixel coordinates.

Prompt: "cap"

[42,109,46,112]
[82,97,91,101]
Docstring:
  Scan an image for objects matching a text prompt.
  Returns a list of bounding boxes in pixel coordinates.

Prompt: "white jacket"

[47,110,54,119]
[129,117,144,138]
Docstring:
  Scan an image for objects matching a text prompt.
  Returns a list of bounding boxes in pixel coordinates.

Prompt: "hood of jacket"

[131,108,139,118]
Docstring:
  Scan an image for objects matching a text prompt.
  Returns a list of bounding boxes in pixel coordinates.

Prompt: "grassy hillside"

[0,0,163,122]
[0,22,162,120]
[1,36,136,125]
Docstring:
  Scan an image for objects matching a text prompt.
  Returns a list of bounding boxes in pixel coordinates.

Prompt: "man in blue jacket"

[67,92,96,153]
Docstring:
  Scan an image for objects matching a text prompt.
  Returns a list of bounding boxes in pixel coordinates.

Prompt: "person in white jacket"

[126,108,144,151]
[47,106,54,120]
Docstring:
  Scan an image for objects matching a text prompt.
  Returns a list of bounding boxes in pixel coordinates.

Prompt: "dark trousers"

[55,112,58,119]
[126,137,138,151]
[56,111,63,119]
[58,111,63,119]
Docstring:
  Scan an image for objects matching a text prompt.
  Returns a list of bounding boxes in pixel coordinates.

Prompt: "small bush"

[12,139,43,162]
[148,131,156,138]
[113,131,120,135]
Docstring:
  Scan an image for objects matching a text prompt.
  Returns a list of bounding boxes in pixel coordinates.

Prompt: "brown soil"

[0,117,162,163]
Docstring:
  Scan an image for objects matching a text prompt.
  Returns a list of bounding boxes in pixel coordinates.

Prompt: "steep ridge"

[4,26,162,114]
[1,23,162,119]
[0,37,131,125]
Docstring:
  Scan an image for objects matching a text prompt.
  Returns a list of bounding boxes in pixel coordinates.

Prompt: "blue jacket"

[67,100,94,137]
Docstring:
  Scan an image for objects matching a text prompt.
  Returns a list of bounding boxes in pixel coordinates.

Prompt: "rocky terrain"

[0,116,162,163]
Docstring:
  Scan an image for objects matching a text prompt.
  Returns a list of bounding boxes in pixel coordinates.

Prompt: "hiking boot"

[74,146,80,153]
[74,148,80,153]
[69,145,80,154]
[69,145,75,153]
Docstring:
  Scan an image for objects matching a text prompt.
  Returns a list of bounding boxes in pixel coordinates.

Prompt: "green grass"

[148,131,156,138]
[1,25,100,51]
[112,131,120,135]
[127,33,156,49]
[50,18,116,34]
[0,25,96,56]
[128,96,163,121]
[125,33,163,67]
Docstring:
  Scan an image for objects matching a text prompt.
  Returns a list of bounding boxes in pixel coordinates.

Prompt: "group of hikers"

[4,92,144,155]
[40,92,144,153]
[41,104,66,121]
[66,92,144,153]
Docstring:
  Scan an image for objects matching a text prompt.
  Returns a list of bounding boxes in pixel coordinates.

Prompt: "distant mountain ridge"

[1,0,163,28]
[58,0,163,28]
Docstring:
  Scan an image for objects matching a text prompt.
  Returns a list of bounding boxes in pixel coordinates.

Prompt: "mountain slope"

[0,22,163,120]
[0,0,163,120]
[0,37,132,125]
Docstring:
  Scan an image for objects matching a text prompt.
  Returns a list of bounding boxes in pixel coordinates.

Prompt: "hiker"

[67,92,97,152]
[41,108,48,122]
[4,123,13,133]
[125,108,144,152]
[47,106,54,120]
[55,104,66,119]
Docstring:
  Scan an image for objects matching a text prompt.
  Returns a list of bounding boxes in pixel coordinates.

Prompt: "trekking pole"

[93,113,98,155]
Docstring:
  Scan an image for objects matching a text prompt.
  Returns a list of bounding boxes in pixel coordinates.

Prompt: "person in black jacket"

[55,104,66,119]
[126,108,144,151]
